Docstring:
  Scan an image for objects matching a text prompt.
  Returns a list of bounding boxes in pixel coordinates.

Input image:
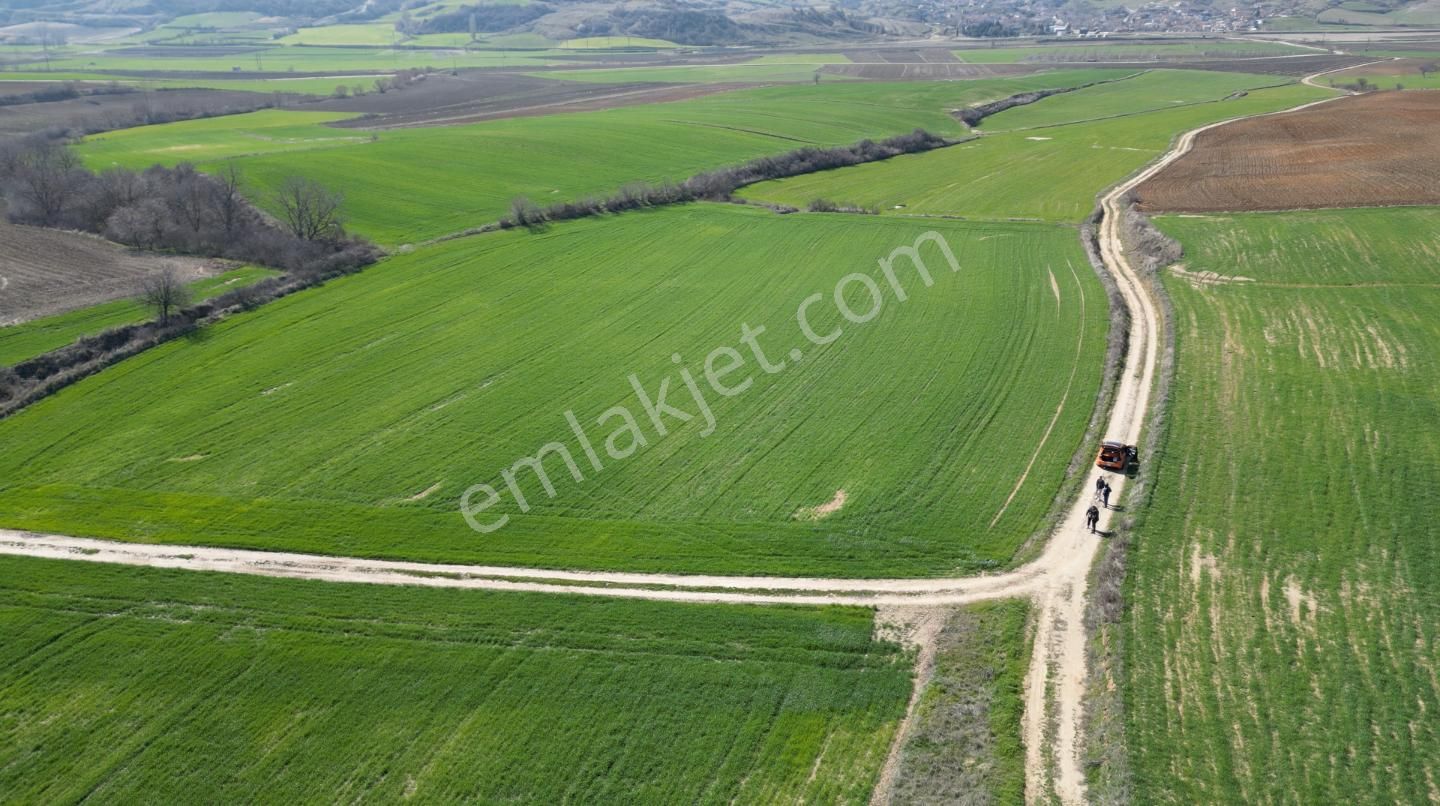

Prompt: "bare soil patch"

[0,221,223,325]
[319,71,752,129]
[1136,90,1440,212]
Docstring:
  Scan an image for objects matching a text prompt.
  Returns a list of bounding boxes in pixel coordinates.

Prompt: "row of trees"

[503,129,952,229]
[23,90,274,143]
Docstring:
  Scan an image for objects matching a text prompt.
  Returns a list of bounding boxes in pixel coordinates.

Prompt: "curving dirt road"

[0,79,1349,804]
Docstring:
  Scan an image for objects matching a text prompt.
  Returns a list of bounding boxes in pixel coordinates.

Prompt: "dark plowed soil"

[1136,90,1440,212]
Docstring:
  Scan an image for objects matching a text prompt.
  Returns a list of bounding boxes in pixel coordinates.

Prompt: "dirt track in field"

[1136,87,1440,213]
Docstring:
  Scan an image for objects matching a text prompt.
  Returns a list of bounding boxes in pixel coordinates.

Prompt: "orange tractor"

[1096,440,1137,472]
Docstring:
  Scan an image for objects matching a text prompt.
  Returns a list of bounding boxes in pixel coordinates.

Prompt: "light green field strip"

[36,46,557,74]
[0,267,276,367]
[953,40,1306,63]
[1125,208,1440,803]
[740,81,1330,223]
[76,73,1126,244]
[0,554,909,802]
[980,70,1294,130]
[80,110,368,165]
[0,206,1105,577]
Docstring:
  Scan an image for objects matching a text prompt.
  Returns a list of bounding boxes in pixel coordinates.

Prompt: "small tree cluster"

[806,198,879,214]
[373,68,427,95]
[0,138,373,272]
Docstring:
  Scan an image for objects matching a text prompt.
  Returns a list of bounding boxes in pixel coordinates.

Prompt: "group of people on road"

[1085,477,1114,534]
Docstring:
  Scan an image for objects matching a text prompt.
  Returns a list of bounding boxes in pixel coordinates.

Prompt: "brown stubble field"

[1135,89,1440,212]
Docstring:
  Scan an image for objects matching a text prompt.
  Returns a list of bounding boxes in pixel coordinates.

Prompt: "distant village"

[908,0,1324,38]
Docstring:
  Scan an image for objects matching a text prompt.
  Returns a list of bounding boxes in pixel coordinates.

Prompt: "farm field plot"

[558,36,681,49]
[980,70,1292,130]
[279,23,408,46]
[1328,58,1440,88]
[1125,208,1440,803]
[313,72,754,128]
[0,267,275,367]
[818,63,1052,80]
[38,45,557,74]
[952,41,1307,63]
[1136,89,1440,212]
[535,61,864,84]
[0,206,1106,577]
[0,554,909,802]
[78,74,1123,244]
[0,220,225,325]
[79,109,366,165]
[741,82,1330,223]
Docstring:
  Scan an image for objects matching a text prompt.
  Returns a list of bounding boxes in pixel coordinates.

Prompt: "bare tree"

[167,164,211,234]
[5,141,82,226]
[106,197,170,249]
[273,176,344,242]
[509,196,545,228]
[208,161,247,237]
[1420,61,1438,78]
[138,268,193,325]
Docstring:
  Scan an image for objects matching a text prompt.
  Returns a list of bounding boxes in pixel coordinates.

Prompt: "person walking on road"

[1095,477,1106,500]
[1101,481,1111,509]
[1086,504,1100,534]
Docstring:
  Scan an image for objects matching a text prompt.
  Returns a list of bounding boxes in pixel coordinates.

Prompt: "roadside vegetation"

[0,554,910,802]
[1125,208,1440,803]
[889,602,1032,804]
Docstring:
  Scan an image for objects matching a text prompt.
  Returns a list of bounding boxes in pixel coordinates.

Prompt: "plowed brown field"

[1136,90,1440,212]
[0,222,221,324]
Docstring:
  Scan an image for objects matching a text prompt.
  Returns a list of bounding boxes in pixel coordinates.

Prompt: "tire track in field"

[989,259,1087,529]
